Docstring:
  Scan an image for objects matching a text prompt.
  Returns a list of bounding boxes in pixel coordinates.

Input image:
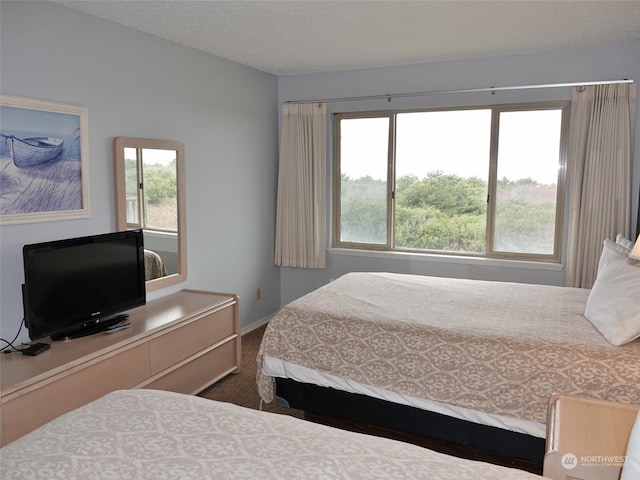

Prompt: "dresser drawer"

[2,343,149,444]
[144,338,238,394]
[149,306,236,374]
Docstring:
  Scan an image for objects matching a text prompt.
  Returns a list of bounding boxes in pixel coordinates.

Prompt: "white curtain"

[566,83,636,288]
[274,103,327,268]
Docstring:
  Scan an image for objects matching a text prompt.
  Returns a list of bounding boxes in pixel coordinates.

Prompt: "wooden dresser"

[0,289,240,446]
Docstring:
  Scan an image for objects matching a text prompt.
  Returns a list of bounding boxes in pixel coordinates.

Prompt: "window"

[124,147,178,232]
[334,102,568,261]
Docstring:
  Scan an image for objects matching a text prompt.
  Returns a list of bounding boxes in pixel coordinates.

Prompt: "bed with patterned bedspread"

[257,271,640,450]
[0,389,544,479]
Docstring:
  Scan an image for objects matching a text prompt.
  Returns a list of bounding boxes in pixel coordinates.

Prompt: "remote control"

[21,342,51,356]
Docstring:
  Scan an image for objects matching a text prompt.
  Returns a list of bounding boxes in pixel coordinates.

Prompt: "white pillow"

[616,233,635,250]
[621,411,640,480]
[597,238,631,275]
[585,240,640,346]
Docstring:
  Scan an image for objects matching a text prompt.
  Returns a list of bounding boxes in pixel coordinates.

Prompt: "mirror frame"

[113,137,187,292]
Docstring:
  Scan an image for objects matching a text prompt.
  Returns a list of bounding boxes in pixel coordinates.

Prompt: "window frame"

[125,146,145,230]
[333,101,570,262]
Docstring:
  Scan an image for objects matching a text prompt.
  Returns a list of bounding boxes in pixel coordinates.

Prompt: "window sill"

[327,248,565,271]
[143,229,178,239]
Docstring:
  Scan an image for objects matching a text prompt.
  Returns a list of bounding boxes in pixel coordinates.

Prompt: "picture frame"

[0,95,90,225]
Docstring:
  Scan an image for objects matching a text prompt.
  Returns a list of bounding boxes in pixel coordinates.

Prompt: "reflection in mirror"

[114,137,186,292]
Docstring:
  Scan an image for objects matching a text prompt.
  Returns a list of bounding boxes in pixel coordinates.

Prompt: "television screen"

[23,230,146,340]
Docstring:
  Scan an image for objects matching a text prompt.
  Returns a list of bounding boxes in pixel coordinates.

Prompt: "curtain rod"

[286,79,634,104]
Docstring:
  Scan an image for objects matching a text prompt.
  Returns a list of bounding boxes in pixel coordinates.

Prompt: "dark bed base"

[275,377,545,474]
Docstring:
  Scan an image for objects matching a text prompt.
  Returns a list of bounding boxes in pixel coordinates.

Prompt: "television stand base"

[51,314,130,341]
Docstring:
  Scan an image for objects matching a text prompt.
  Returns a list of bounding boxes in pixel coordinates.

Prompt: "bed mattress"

[257,272,640,432]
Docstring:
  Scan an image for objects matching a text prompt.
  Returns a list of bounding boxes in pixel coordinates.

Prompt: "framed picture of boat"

[0,95,90,225]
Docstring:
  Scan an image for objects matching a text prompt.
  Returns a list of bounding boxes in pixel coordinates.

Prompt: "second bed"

[257,272,640,463]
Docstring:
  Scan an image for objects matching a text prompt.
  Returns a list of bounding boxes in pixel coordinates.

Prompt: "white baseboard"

[241,313,276,336]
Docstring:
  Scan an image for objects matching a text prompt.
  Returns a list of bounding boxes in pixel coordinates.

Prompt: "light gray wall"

[0,1,280,344]
[278,42,640,305]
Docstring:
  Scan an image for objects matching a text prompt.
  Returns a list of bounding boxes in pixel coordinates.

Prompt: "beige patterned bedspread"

[0,389,543,479]
[257,272,640,425]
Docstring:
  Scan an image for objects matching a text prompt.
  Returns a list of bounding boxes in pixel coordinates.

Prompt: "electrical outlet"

[256,288,261,300]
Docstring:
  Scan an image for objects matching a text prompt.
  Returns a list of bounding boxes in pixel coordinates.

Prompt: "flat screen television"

[22,230,146,341]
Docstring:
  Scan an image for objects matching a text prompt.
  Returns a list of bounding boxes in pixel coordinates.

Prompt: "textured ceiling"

[54,0,640,75]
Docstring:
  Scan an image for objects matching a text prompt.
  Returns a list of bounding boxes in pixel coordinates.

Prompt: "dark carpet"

[198,324,303,418]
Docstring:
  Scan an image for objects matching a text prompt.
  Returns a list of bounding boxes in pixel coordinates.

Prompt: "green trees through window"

[335,103,568,261]
[395,172,487,252]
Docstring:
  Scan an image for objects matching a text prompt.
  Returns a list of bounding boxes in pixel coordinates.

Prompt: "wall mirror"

[114,137,186,292]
